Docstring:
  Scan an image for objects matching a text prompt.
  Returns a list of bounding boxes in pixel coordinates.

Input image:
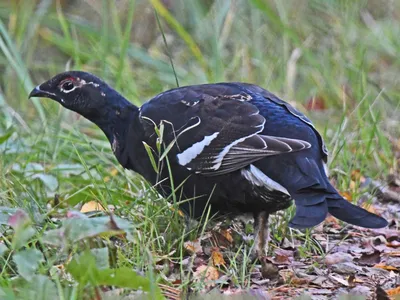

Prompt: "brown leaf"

[211,229,233,249]
[274,254,291,264]
[331,262,362,275]
[361,203,378,214]
[387,240,400,248]
[347,274,356,287]
[158,284,181,300]
[325,214,340,227]
[329,274,349,287]
[373,263,398,271]
[357,251,381,266]
[290,277,309,286]
[184,239,202,255]
[210,247,225,267]
[219,229,233,244]
[325,252,353,265]
[260,260,279,279]
[386,286,400,297]
[388,251,400,257]
[371,229,400,241]
[340,191,353,201]
[193,265,220,286]
[80,201,105,213]
[279,269,295,282]
[351,169,366,183]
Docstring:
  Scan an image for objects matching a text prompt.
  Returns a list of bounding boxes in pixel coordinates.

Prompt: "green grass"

[0,0,399,299]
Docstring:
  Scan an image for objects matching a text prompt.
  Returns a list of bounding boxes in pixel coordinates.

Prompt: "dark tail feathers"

[289,194,388,229]
[327,197,388,228]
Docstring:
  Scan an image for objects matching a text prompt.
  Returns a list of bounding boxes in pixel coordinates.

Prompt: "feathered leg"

[253,211,270,258]
[253,211,279,279]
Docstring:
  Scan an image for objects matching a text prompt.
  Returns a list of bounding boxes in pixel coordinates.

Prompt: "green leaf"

[142,142,159,173]
[6,209,35,250]
[41,214,136,246]
[0,130,13,144]
[0,242,7,256]
[19,275,58,300]
[31,173,58,191]
[67,250,164,299]
[77,247,109,270]
[0,286,17,300]
[13,249,44,280]
[12,226,36,251]
[52,163,85,176]
[0,207,18,225]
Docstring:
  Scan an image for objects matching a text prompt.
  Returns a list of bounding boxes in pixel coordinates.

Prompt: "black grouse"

[29,71,388,258]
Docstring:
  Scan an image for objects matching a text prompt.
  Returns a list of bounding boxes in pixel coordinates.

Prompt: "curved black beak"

[29,85,58,100]
[29,86,46,98]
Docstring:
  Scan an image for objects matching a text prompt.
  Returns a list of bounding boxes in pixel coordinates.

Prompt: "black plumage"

[29,71,388,259]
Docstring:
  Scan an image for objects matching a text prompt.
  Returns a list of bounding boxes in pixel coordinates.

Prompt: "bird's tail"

[289,193,388,229]
[327,197,388,228]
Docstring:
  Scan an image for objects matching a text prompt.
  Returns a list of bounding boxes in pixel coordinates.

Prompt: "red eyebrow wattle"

[59,77,76,85]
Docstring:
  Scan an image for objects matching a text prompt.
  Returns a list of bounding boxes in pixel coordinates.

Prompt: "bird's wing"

[235,83,329,162]
[140,85,311,176]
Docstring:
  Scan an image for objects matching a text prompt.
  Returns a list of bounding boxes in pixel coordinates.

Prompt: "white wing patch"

[241,164,290,195]
[323,161,329,177]
[177,132,220,166]
[211,118,266,170]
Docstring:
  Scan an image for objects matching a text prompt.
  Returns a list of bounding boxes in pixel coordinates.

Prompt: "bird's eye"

[61,81,75,92]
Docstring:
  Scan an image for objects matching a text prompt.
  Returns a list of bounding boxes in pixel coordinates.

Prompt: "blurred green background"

[0,0,399,298]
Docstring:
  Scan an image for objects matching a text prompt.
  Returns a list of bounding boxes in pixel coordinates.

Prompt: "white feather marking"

[323,162,329,177]
[212,117,265,170]
[241,165,290,195]
[177,132,220,166]
[257,135,268,149]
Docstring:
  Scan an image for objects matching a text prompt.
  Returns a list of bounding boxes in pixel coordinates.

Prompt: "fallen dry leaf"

[357,251,381,266]
[260,259,279,279]
[361,202,378,214]
[159,284,181,300]
[193,265,220,286]
[290,277,309,286]
[325,252,353,265]
[210,229,233,249]
[386,286,400,297]
[274,253,291,264]
[80,201,105,213]
[210,247,225,267]
[347,275,363,285]
[329,274,349,287]
[387,240,400,248]
[351,169,365,182]
[219,229,233,244]
[340,191,353,201]
[184,239,202,255]
[373,263,398,271]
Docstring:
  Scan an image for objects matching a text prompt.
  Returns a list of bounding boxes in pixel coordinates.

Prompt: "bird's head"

[29,71,132,121]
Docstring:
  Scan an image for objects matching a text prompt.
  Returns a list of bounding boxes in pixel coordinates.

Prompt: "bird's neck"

[83,90,144,169]
[96,104,139,146]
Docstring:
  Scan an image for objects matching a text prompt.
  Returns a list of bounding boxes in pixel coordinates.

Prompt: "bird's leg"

[253,211,279,279]
[253,211,270,258]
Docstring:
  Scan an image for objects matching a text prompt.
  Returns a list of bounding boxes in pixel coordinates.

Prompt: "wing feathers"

[201,134,311,176]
